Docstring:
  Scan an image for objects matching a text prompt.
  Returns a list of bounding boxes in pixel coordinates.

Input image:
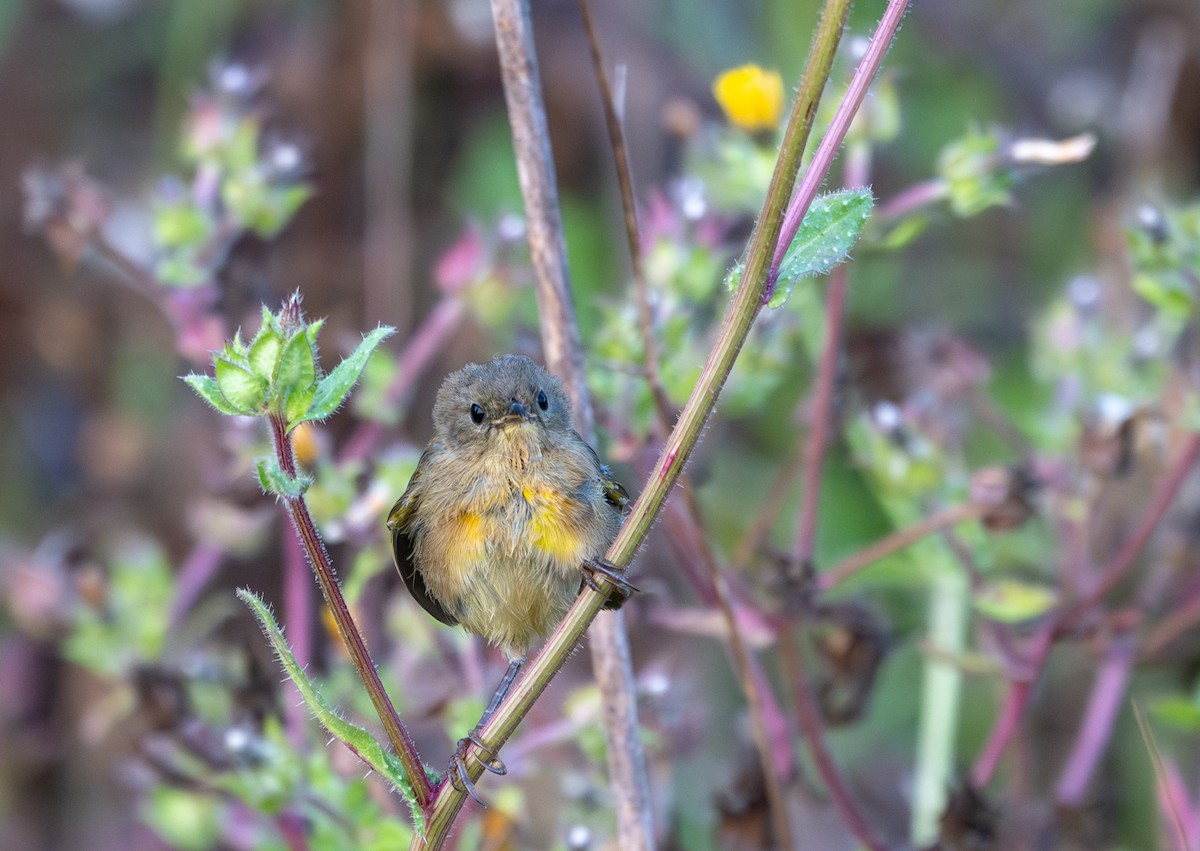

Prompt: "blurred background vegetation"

[2,0,1200,849]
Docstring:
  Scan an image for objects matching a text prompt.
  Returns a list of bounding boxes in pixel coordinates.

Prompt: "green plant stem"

[267,413,433,811]
[417,0,906,843]
[910,556,968,847]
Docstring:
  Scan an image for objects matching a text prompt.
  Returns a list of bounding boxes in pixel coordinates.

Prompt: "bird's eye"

[469,403,485,424]
[536,390,549,411]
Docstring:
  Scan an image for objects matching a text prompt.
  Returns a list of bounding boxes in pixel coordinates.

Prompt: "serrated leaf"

[768,188,874,307]
[256,457,312,497]
[293,326,395,429]
[236,589,422,826]
[183,374,244,415]
[973,578,1057,623]
[214,357,268,413]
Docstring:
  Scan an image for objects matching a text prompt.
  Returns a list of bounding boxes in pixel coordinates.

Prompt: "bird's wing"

[387,452,459,627]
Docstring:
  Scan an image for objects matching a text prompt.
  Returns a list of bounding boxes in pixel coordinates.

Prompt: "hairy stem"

[267,414,433,810]
[417,0,909,843]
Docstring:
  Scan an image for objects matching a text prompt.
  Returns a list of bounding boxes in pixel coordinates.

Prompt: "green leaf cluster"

[184,295,395,433]
[1128,202,1200,320]
[152,93,312,288]
[937,124,1013,217]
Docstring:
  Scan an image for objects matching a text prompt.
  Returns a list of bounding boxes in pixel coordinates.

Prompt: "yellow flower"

[713,64,785,133]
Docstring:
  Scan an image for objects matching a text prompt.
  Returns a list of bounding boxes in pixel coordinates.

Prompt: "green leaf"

[973,578,1057,623]
[256,457,312,497]
[724,188,875,307]
[938,125,1013,217]
[183,374,243,415]
[293,326,396,429]
[236,589,423,828]
[214,357,269,413]
[284,385,316,424]
[277,331,316,389]
[248,328,283,380]
[1148,697,1200,733]
[154,201,210,249]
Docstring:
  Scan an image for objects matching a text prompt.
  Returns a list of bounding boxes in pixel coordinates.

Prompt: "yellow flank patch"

[523,485,583,562]
[456,510,485,546]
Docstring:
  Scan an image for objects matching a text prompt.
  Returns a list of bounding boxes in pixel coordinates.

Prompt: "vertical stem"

[576,0,674,427]
[686,489,797,850]
[417,0,910,842]
[489,1,652,847]
[910,562,969,846]
[971,627,1053,787]
[268,414,433,810]
[491,0,591,436]
[792,263,849,571]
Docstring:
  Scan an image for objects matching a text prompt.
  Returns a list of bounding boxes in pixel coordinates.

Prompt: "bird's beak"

[496,400,533,428]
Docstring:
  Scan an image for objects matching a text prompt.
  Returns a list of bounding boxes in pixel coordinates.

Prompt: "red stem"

[1060,432,1200,633]
[792,263,849,571]
[1055,635,1136,806]
[780,637,887,851]
[269,414,433,809]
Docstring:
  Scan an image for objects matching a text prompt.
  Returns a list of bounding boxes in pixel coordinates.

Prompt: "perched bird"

[387,354,633,794]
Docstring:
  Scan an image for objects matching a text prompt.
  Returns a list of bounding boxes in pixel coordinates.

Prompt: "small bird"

[387,354,633,795]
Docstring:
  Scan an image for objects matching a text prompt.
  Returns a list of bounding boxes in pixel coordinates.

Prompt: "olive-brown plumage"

[387,355,629,661]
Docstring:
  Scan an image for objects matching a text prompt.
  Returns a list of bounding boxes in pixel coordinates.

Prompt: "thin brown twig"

[818,502,988,592]
[486,1,653,848]
[576,0,674,428]
[679,488,797,850]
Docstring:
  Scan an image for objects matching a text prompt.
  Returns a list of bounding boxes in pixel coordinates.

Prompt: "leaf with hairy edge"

[255,457,312,498]
[768,187,874,307]
[236,590,425,830]
[213,358,269,413]
[183,374,244,416]
[293,326,395,430]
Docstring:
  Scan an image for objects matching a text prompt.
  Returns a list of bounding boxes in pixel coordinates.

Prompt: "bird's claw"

[582,557,638,609]
[447,728,507,806]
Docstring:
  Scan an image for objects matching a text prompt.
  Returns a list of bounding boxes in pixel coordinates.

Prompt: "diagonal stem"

[416,0,911,844]
[268,413,433,810]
